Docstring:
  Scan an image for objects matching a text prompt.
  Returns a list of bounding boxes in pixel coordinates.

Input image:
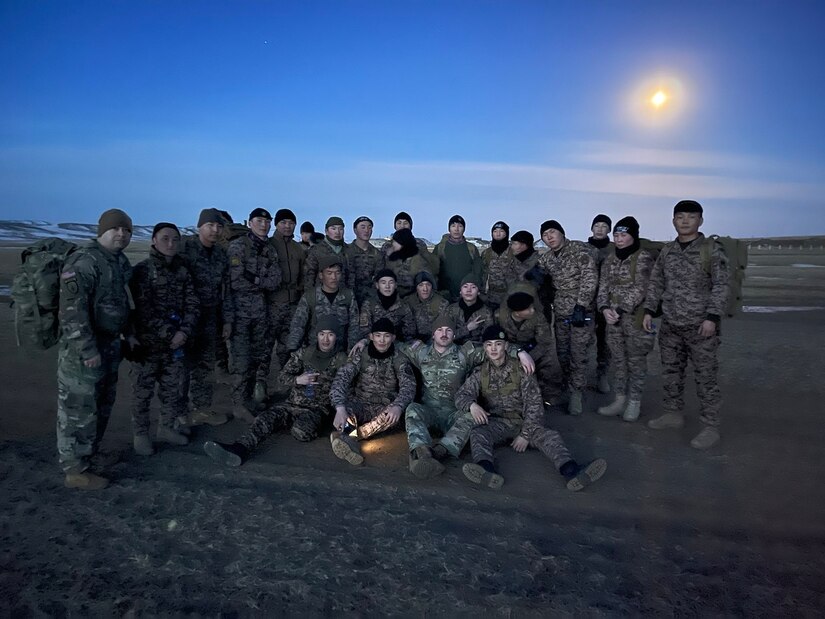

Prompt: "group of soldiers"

[55,200,729,492]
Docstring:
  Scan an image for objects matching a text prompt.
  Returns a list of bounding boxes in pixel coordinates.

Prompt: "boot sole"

[410,458,446,479]
[690,430,721,450]
[647,417,684,430]
[331,436,364,466]
[462,463,504,489]
[566,458,607,492]
[204,441,242,467]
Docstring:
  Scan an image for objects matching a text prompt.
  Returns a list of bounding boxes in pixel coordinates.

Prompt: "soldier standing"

[328,318,416,465]
[444,274,492,344]
[299,221,315,252]
[456,325,607,491]
[227,208,282,421]
[379,211,435,271]
[587,214,614,394]
[358,268,416,341]
[432,215,482,302]
[405,271,449,342]
[344,216,381,306]
[480,221,514,309]
[129,223,199,454]
[381,227,434,298]
[537,220,598,415]
[203,317,349,466]
[178,208,232,427]
[596,216,656,422]
[57,208,133,489]
[304,216,348,289]
[643,200,730,450]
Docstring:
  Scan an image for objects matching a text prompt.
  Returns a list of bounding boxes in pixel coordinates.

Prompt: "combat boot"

[568,390,583,416]
[330,431,364,465]
[565,458,607,492]
[232,405,256,423]
[647,412,684,430]
[409,446,446,479]
[622,400,641,422]
[431,442,450,462]
[64,470,109,490]
[182,408,229,427]
[204,441,249,467]
[597,394,627,417]
[462,462,504,489]
[156,426,189,446]
[597,373,611,394]
[133,434,154,456]
[253,380,268,404]
[690,426,720,450]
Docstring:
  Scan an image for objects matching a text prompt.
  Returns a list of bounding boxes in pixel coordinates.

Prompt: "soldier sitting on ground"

[405,271,449,343]
[444,273,493,344]
[328,318,416,466]
[358,268,416,341]
[203,317,349,467]
[456,325,607,492]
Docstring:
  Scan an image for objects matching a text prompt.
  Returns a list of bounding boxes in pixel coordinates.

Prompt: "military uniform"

[455,357,572,470]
[644,234,729,426]
[444,300,493,344]
[381,251,435,298]
[432,234,483,302]
[227,233,282,408]
[178,235,232,412]
[597,248,656,401]
[358,292,416,341]
[304,238,349,290]
[56,240,132,473]
[405,292,449,342]
[329,345,416,439]
[538,239,598,391]
[287,285,360,352]
[588,239,615,385]
[129,249,199,436]
[344,242,381,306]
[481,245,515,308]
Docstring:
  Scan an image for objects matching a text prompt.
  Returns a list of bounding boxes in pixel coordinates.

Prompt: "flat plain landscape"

[1,240,824,615]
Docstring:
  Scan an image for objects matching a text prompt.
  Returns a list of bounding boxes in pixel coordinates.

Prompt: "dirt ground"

[1,243,824,615]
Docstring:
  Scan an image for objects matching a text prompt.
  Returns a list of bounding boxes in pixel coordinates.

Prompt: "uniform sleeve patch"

[230,256,241,266]
[65,279,79,294]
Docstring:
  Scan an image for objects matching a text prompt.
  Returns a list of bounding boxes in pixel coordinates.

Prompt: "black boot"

[204,441,249,467]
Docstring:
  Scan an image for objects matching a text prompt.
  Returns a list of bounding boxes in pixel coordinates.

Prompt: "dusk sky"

[2,1,824,241]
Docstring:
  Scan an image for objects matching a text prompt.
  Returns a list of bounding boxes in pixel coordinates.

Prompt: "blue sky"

[1,0,824,241]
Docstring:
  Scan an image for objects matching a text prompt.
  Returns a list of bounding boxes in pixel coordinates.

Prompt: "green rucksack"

[11,238,79,350]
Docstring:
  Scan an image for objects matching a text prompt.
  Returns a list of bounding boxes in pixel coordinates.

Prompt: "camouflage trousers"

[231,315,269,407]
[595,312,611,376]
[659,320,722,427]
[345,400,403,440]
[531,347,565,403]
[237,404,328,451]
[606,318,655,400]
[553,317,594,391]
[405,400,474,457]
[131,353,185,435]
[181,305,221,410]
[56,338,122,473]
[468,416,572,470]
[257,301,297,383]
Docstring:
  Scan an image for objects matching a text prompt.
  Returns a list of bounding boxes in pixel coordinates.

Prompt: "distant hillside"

[0,221,197,241]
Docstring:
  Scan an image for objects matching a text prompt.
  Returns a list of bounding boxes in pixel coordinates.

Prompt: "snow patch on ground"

[742,305,825,313]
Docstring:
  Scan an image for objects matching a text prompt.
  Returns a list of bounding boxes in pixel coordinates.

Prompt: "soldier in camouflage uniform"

[257,208,306,388]
[203,317,349,467]
[299,221,315,252]
[432,215,483,302]
[129,223,199,455]
[398,315,536,479]
[178,208,232,427]
[444,274,493,344]
[480,221,514,309]
[456,325,607,492]
[344,216,381,306]
[304,216,348,290]
[287,255,360,352]
[381,227,436,298]
[596,217,656,422]
[227,208,282,421]
[358,268,416,341]
[587,214,615,394]
[328,318,416,465]
[405,271,449,343]
[215,210,248,375]
[537,220,598,415]
[57,209,134,490]
[379,211,436,275]
[643,200,730,450]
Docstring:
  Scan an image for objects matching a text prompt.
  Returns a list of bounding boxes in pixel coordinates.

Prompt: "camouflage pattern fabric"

[281,346,349,409]
[537,239,598,315]
[358,293,416,341]
[606,320,655,400]
[445,301,494,344]
[304,239,349,290]
[481,246,516,308]
[405,292,449,342]
[588,240,614,377]
[432,234,483,302]
[406,403,475,457]
[130,355,186,434]
[287,286,360,352]
[257,301,298,381]
[381,251,434,299]
[237,405,328,450]
[344,242,381,306]
[553,317,594,391]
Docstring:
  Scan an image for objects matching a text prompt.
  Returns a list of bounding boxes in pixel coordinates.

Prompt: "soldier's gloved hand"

[243,270,258,284]
[571,304,587,327]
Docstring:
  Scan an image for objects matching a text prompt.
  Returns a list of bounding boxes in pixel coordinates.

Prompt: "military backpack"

[11,237,79,350]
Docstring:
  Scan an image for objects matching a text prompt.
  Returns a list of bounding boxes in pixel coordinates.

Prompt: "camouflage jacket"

[405,292,449,342]
[179,235,232,323]
[59,240,132,359]
[344,242,381,306]
[397,341,488,406]
[494,305,553,359]
[269,234,305,305]
[455,357,544,437]
[358,292,416,341]
[287,285,360,351]
[587,239,614,272]
[537,239,598,316]
[481,246,516,307]
[445,300,494,344]
[597,248,656,315]
[380,238,436,271]
[304,238,349,290]
[329,345,416,410]
[281,346,349,410]
[228,233,282,320]
[381,251,435,298]
[644,234,730,326]
[130,249,200,351]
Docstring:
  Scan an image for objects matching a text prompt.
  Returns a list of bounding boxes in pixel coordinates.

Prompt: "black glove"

[571,304,587,328]
[243,270,259,285]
